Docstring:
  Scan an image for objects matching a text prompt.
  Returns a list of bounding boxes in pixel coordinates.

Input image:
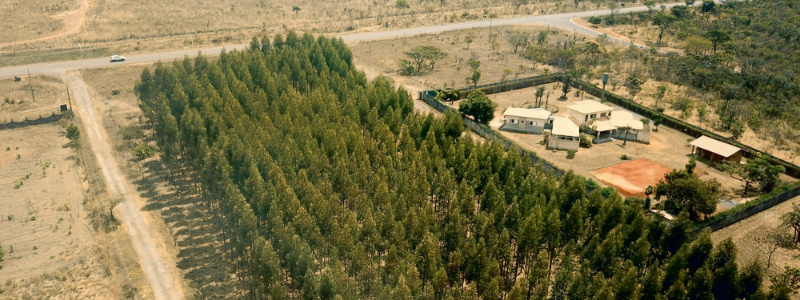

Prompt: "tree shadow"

[135,156,242,299]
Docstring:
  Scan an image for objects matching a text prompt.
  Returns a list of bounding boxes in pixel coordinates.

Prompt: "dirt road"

[62,71,180,300]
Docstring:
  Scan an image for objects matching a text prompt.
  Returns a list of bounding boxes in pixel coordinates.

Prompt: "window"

[510,119,517,124]
[530,121,536,126]
[600,113,607,117]
[584,115,588,122]
[590,114,597,119]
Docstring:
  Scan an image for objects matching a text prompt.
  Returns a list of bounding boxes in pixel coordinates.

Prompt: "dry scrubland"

[712,194,800,293]
[0,124,116,299]
[580,22,800,163]
[0,0,70,44]
[80,65,243,298]
[354,22,800,163]
[0,75,69,122]
[0,0,591,66]
[351,24,587,90]
[0,74,156,299]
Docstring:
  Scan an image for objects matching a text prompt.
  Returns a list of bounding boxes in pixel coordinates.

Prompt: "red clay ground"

[589,158,673,197]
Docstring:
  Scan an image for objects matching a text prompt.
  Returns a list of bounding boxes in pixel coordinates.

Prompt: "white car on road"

[110,55,126,62]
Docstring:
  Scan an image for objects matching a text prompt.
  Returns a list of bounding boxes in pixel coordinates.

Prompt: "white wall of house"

[569,110,612,125]
[506,116,548,128]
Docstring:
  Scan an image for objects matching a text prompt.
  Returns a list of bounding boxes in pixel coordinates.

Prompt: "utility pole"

[78,42,84,60]
[27,69,35,102]
[66,84,73,113]
[601,73,609,103]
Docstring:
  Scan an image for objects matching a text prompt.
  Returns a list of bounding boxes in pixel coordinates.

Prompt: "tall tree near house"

[459,91,497,124]
[622,125,633,145]
[744,155,785,193]
[535,87,545,107]
[561,75,572,98]
[655,169,720,220]
[652,12,677,44]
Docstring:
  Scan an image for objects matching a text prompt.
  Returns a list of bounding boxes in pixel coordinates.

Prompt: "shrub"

[601,187,615,197]
[567,150,576,159]
[120,125,145,140]
[585,179,599,189]
[133,144,156,161]
[620,154,630,160]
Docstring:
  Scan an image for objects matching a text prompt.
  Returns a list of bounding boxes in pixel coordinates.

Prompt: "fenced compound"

[422,73,800,233]
[419,91,566,179]
[0,112,64,130]
[574,80,800,178]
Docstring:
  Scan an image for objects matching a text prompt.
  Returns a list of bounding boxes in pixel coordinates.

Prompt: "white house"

[592,110,645,142]
[548,117,580,151]
[566,100,614,125]
[501,107,552,134]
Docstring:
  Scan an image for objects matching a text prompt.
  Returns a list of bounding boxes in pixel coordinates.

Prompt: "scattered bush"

[567,150,576,159]
[585,179,599,189]
[620,154,630,160]
[601,187,615,197]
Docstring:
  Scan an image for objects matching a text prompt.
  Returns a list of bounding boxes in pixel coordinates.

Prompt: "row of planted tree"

[135,32,795,299]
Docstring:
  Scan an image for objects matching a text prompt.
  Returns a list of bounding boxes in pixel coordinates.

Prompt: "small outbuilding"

[548,117,580,151]
[501,107,552,134]
[690,136,743,164]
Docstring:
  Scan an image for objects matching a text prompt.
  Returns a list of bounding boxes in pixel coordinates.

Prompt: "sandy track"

[0,0,89,48]
[62,71,180,300]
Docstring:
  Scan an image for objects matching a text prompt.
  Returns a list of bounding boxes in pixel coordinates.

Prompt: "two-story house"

[566,100,614,125]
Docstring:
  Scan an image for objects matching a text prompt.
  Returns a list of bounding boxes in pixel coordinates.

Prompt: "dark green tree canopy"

[458,91,496,124]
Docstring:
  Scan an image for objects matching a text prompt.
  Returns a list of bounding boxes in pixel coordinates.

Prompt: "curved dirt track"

[0,0,89,48]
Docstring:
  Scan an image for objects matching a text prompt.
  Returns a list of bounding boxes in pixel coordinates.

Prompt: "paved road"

[63,72,181,300]
[0,3,696,299]
[0,1,701,79]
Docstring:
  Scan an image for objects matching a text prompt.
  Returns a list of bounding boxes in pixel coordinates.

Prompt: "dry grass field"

[0,124,118,299]
[712,194,800,296]
[0,0,597,67]
[0,0,73,44]
[354,21,800,163]
[351,24,586,91]
[0,75,70,123]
